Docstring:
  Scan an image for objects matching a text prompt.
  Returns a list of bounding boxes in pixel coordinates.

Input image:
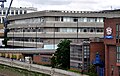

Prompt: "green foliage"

[51,39,71,70]
[88,72,97,76]
[51,55,56,68]
[0,64,50,76]
[68,69,81,74]
[7,54,10,58]
[88,64,96,73]
[87,64,97,76]
[11,55,17,59]
[1,53,5,57]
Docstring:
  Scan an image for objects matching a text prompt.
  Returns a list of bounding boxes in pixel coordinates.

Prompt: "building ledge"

[116,63,120,66]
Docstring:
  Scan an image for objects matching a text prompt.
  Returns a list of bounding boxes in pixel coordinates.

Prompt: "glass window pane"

[117,47,118,52]
[119,25,120,31]
[116,25,119,31]
[119,47,120,52]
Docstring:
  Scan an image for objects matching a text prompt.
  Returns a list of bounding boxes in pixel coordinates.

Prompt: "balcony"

[7,32,103,38]
[7,21,104,28]
[7,40,43,48]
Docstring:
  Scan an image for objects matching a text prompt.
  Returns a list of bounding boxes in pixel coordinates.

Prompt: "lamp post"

[23,27,24,48]
[36,25,37,48]
[13,28,14,48]
[53,23,55,49]
[51,54,55,76]
[111,65,114,76]
[77,19,78,43]
[75,18,78,43]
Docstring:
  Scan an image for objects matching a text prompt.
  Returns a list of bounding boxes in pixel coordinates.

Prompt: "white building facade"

[0,7,37,23]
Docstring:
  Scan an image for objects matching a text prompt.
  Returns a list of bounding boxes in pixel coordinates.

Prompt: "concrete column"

[9,53,12,58]
[18,10,20,15]
[0,53,2,56]
[0,17,2,23]
[14,10,16,15]
[1,10,3,15]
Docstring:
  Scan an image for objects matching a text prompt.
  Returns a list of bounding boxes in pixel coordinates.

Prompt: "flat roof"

[0,48,56,54]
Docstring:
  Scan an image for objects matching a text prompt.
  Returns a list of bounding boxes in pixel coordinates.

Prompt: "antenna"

[0,0,7,8]
[111,6,112,10]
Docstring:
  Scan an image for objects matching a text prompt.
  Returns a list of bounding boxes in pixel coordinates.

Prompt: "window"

[55,17,59,21]
[24,10,27,14]
[15,10,18,15]
[60,28,77,32]
[0,11,1,15]
[97,18,103,22]
[15,18,42,24]
[0,18,1,23]
[11,10,14,15]
[78,18,84,22]
[60,28,67,32]
[73,18,78,22]
[117,46,120,63]
[116,24,120,43]
[41,57,50,62]
[63,17,71,22]
[20,10,22,14]
[97,29,100,32]
[83,29,87,32]
[90,29,94,32]
[3,10,6,15]
[87,18,96,22]
[84,18,87,22]
[61,17,63,21]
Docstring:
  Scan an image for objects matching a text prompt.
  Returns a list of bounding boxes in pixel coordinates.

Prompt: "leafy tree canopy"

[51,39,71,70]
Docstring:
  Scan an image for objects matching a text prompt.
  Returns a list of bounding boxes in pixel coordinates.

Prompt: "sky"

[4,0,120,11]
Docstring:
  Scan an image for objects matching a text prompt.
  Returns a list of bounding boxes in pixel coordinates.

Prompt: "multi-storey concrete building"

[0,7,37,46]
[0,7,37,23]
[70,37,104,72]
[70,41,90,71]
[7,10,120,48]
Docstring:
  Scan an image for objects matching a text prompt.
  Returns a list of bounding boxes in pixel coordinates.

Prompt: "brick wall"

[90,42,105,64]
[33,55,51,65]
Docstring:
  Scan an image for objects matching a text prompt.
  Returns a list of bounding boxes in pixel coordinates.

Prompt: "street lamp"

[36,25,37,48]
[51,54,55,76]
[13,28,14,48]
[111,65,114,76]
[74,18,78,43]
[53,23,55,49]
[77,19,78,43]
[23,27,24,48]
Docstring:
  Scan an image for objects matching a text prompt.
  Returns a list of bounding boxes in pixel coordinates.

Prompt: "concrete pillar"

[0,53,2,56]
[9,53,13,58]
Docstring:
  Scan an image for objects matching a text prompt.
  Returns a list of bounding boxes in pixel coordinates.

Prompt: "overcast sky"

[4,0,120,11]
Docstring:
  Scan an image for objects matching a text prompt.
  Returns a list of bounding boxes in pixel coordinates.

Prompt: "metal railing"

[0,57,88,76]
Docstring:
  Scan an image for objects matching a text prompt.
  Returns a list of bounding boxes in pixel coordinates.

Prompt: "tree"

[88,64,97,76]
[51,54,56,68]
[51,39,71,70]
[11,54,17,59]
